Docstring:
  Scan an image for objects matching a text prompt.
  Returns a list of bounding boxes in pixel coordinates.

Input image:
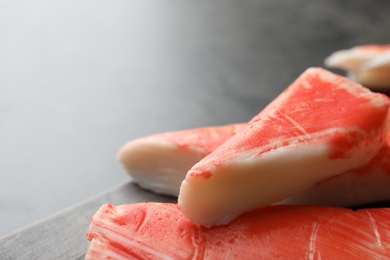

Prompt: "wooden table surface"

[1,0,390,259]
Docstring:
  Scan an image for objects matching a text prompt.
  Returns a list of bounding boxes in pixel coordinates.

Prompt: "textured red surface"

[158,123,245,154]
[86,203,390,259]
[188,68,390,178]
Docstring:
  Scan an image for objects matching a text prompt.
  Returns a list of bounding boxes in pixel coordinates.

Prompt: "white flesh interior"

[120,139,390,207]
[118,139,205,196]
[324,49,375,71]
[179,142,381,227]
[326,49,390,88]
[354,61,390,89]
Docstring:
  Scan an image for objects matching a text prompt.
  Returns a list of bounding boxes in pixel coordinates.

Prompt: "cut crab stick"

[120,124,390,207]
[117,123,245,196]
[325,44,390,88]
[119,124,390,208]
[178,67,390,227]
[86,203,390,259]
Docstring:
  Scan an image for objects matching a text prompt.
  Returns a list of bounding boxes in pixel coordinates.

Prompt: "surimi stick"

[86,203,390,259]
[325,44,390,88]
[119,123,390,208]
[178,67,390,227]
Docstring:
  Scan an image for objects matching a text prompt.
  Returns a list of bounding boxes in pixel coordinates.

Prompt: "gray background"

[1,0,390,238]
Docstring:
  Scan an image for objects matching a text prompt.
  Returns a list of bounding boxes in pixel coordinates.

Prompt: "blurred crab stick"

[86,203,390,259]
[118,123,245,196]
[325,44,390,88]
[178,67,390,227]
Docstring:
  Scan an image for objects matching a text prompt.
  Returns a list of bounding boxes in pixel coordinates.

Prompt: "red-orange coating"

[141,123,245,154]
[86,203,390,259]
[188,68,390,178]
